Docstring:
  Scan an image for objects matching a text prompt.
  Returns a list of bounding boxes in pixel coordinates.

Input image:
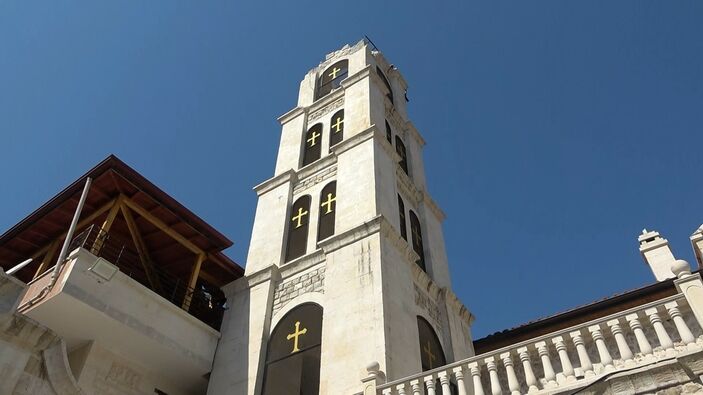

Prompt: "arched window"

[317,60,348,100]
[409,211,425,271]
[397,195,407,240]
[395,136,409,175]
[417,317,446,371]
[285,196,311,262]
[377,66,394,104]
[262,303,323,395]
[329,110,344,148]
[318,182,337,241]
[385,120,392,144]
[302,124,322,167]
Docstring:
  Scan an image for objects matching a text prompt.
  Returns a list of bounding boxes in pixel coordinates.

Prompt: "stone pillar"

[691,225,703,269]
[673,259,703,331]
[361,362,385,395]
[638,229,677,281]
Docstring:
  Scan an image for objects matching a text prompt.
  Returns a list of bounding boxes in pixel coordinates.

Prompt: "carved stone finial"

[671,259,692,278]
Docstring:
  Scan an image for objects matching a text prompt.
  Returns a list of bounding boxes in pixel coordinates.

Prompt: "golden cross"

[291,207,308,228]
[332,116,344,133]
[320,193,336,214]
[286,321,308,353]
[423,340,436,369]
[307,130,321,146]
[328,67,341,79]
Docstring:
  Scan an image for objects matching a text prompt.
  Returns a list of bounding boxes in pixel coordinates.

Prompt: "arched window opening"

[262,303,323,395]
[302,124,322,167]
[317,60,349,100]
[329,110,344,148]
[318,182,337,241]
[395,136,409,175]
[377,66,394,104]
[409,211,425,271]
[397,195,407,240]
[385,120,392,144]
[417,317,446,371]
[285,196,311,262]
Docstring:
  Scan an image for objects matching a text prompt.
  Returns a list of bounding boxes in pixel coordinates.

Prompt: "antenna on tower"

[364,35,380,52]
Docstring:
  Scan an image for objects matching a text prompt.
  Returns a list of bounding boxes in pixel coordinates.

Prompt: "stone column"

[673,260,703,331]
[362,362,385,395]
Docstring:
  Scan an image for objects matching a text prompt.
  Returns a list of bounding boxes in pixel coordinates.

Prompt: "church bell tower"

[208,40,475,395]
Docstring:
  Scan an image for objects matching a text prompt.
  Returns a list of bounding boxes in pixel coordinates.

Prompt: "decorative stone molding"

[441,288,475,326]
[376,128,402,163]
[421,191,447,222]
[272,266,326,316]
[308,95,344,123]
[396,167,422,205]
[280,249,326,279]
[405,121,426,148]
[319,215,383,255]
[277,106,306,126]
[330,124,376,156]
[293,164,337,195]
[414,284,442,329]
[253,170,296,197]
[378,214,419,264]
[340,65,372,90]
[318,40,366,70]
[246,264,281,289]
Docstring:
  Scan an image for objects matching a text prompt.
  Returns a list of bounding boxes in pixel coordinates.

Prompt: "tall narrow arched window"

[329,110,344,148]
[395,136,409,175]
[397,195,407,240]
[285,196,311,262]
[385,120,392,144]
[302,124,322,167]
[417,317,446,371]
[377,66,394,104]
[262,303,323,395]
[318,182,337,241]
[409,211,425,271]
[317,60,349,100]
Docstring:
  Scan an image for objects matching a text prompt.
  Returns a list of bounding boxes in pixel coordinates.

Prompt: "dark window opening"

[409,211,425,271]
[395,136,409,175]
[397,195,407,240]
[377,66,394,104]
[317,60,349,100]
[262,303,323,395]
[285,196,311,262]
[385,120,392,144]
[318,182,337,241]
[302,124,323,167]
[329,110,344,148]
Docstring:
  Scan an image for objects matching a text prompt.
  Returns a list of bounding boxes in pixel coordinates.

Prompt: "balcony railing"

[68,224,226,330]
[361,291,703,395]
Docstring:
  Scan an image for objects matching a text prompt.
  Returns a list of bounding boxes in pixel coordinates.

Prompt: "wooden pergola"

[0,155,243,307]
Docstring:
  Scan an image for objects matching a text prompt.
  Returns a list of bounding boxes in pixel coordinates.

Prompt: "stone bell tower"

[207,40,474,395]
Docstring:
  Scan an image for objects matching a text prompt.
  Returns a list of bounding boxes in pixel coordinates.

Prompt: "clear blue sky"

[1,1,702,338]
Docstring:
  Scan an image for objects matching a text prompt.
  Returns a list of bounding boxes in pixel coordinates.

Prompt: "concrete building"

[2,40,703,395]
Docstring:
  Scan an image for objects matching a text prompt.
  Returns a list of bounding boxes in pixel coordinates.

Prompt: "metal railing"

[69,224,226,330]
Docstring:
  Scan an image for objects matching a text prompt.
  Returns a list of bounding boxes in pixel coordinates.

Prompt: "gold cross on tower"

[286,321,308,353]
[320,193,336,214]
[423,340,437,369]
[328,67,341,79]
[331,116,344,133]
[291,207,309,228]
[307,130,321,146]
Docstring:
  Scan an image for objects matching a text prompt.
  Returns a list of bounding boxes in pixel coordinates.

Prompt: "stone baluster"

[438,372,452,395]
[552,336,575,382]
[452,366,469,395]
[517,347,539,392]
[626,313,653,355]
[569,331,594,377]
[424,375,437,395]
[665,301,696,345]
[394,383,408,395]
[410,380,422,395]
[588,325,614,371]
[362,362,385,395]
[484,357,503,395]
[382,389,393,395]
[645,307,674,351]
[468,362,485,395]
[535,341,557,387]
[500,352,521,395]
[606,319,633,363]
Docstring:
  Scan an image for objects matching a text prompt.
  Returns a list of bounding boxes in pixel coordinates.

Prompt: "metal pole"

[50,177,92,282]
[6,258,33,275]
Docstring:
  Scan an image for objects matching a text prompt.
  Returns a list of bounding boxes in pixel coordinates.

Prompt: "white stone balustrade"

[369,294,703,395]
